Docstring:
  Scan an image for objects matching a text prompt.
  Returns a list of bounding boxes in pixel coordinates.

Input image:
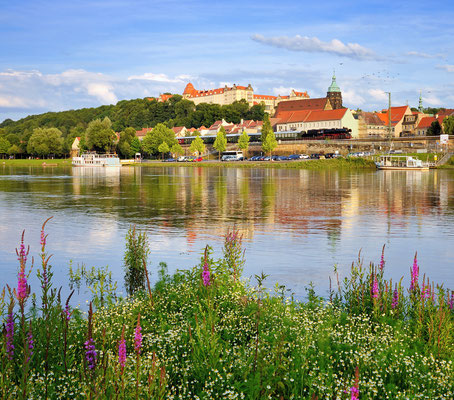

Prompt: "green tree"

[170,143,184,157]
[213,130,227,160]
[262,130,277,157]
[261,113,273,143]
[427,121,441,136]
[131,137,142,154]
[141,123,177,155]
[442,116,454,135]
[238,130,250,156]
[119,141,134,158]
[27,127,64,157]
[0,137,11,156]
[158,141,170,160]
[190,136,206,156]
[123,226,150,296]
[7,144,21,158]
[85,117,116,153]
[6,133,20,146]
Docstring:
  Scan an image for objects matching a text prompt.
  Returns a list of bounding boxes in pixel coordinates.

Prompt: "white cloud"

[368,89,388,101]
[252,34,379,60]
[437,64,454,72]
[406,51,446,59]
[342,89,365,106]
[271,86,302,96]
[423,95,443,106]
[127,72,191,83]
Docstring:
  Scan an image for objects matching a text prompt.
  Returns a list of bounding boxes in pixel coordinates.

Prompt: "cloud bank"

[252,34,379,60]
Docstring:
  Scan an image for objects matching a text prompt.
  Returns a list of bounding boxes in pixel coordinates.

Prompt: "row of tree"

[0,96,266,157]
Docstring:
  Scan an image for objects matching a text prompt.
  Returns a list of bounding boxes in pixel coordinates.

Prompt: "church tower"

[327,72,343,109]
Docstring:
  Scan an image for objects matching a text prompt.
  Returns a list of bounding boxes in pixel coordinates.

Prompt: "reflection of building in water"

[72,166,121,195]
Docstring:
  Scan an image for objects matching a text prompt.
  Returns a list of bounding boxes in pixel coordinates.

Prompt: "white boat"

[375,155,429,171]
[72,152,121,167]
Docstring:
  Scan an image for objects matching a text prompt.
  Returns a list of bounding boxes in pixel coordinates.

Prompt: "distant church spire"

[327,71,342,109]
[418,91,423,112]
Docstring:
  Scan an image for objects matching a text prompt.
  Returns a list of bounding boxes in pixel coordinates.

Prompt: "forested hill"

[0,95,265,139]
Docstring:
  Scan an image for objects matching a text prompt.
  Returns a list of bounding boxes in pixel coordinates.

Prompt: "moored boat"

[72,152,121,167]
[375,155,429,171]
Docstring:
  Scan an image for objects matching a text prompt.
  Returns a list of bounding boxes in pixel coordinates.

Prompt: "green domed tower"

[327,72,343,109]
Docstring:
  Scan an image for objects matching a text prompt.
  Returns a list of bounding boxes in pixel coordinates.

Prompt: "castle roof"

[417,117,436,129]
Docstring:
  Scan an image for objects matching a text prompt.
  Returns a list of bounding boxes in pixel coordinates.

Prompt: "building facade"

[182,83,309,114]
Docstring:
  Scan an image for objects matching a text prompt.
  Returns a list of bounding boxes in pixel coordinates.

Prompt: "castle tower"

[327,72,343,109]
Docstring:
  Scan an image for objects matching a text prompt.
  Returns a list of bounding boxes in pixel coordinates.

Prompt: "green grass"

[0,158,71,167]
[142,158,377,170]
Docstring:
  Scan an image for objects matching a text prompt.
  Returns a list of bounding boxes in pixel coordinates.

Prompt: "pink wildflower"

[6,312,14,361]
[392,287,399,309]
[118,326,126,370]
[350,386,359,400]
[410,253,419,291]
[134,314,142,354]
[202,261,211,287]
[372,275,379,299]
[379,245,385,273]
[84,337,97,370]
[449,291,453,310]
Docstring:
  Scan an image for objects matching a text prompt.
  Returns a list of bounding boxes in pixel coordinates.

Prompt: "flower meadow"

[1,223,454,399]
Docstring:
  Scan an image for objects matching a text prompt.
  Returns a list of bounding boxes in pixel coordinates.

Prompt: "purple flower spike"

[6,312,15,361]
[118,329,126,369]
[449,292,454,310]
[64,304,72,321]
[17,270,27,302]
[350,386,359,400]
[202,262,211,287]
[84,338,97,370]
[410,253,419,291]
[392,287,399,309]
[134,315,142,355]
[372,275,379,299]
[27,326,34,362]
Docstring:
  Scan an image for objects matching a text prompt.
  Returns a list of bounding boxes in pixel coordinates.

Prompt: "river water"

[0,165,453,301]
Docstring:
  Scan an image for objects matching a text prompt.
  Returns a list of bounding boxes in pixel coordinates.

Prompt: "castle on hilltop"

[182,82,309,114]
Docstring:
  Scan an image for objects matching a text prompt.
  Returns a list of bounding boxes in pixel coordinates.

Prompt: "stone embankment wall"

[182,136,453,156]
[235,136,453,156]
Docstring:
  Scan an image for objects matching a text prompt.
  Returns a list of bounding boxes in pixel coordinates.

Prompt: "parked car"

[276,155,288,161]
[177,156,186,162]
[249,156,259,161]
[299,154,310,159]
[193,157,203,162]
[288,154,300,160]
[164,158,177,162]
[185,156,196,162]
[310,153,320,159]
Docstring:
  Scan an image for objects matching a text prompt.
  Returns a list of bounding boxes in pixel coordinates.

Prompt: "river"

[1,165,453,302]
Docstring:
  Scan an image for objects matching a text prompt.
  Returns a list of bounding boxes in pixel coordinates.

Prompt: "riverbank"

[1,158,71,167]
[1,227,453,399]
[143,157,377,170]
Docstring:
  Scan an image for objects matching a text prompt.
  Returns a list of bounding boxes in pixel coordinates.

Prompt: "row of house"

[356,107,454,138]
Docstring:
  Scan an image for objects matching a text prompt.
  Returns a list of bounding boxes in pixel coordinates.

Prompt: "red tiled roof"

[274,98,329,117]
[376,106,409,126]
[275,109,347,125]
[417,117,436,129]
[159,94,172,102]
[136,127,153,136]
[172,126,185,134]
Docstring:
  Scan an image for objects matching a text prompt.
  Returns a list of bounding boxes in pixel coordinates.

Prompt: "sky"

[1,0,453,122]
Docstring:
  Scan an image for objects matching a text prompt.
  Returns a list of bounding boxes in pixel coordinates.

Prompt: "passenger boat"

[72,152,121,167]
[375,155,429,171]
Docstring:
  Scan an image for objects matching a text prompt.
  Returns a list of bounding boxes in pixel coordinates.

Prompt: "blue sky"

[1,0,453,122]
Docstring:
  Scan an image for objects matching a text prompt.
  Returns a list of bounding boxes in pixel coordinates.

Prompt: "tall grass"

[1,224,453,399]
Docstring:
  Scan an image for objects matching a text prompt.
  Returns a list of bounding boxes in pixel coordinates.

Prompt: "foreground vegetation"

[1,223,453,399]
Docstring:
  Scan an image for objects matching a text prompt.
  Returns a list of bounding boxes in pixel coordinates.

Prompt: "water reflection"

[0,165,453,299]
